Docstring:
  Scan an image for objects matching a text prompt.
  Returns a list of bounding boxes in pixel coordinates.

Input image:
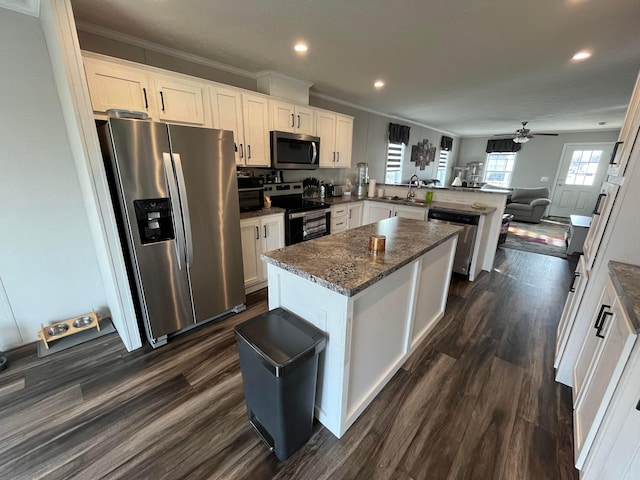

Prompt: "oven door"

[286,209,331,245]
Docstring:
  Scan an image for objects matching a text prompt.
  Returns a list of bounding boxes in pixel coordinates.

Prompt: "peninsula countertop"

[261,216,462,297]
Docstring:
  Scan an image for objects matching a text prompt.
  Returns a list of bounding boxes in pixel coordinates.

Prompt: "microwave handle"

[310,142,317,164]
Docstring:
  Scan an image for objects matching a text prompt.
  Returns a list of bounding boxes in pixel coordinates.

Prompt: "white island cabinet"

[262,217,460,438]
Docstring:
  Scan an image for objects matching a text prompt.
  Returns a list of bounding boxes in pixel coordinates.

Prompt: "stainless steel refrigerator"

[98,117,245,348]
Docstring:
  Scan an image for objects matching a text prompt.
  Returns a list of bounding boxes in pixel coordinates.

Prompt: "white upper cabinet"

[242,93,271,167]
[270,100,315,135]
[335,114,354,168]
[316,109,353,168]
[211,86,245,165]
[83,57,153,117]
[153,76,207,126]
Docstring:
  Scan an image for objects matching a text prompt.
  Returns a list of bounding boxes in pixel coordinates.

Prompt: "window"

[565,150,603,186]
[385,142,404,184]
[484,152,517,188]
[436,150,449,185]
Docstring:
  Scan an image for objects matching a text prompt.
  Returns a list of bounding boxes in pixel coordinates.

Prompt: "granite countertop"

[239,207,285,220]
[608,261,640,331]
[314,196,495,216]
[262,216,462,297]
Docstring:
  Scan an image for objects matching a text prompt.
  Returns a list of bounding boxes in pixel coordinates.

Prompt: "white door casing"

[550,143,614,217]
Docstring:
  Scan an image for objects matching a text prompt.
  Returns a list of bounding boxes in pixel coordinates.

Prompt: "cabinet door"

[295,106,315,135]
[242,93,270,167]
[363,202,393,225]
[347,202,363,229]
[211,87,245,165]
[583,182,619,271]
[573,277,615,399]
[271,100,296,133]
[316,111,337,167]
[84,58,152,116]
[574,295,637,469]
[393,205,426,221]
[555,255,588,373]
[240,219,261,288]
[154,77,206,125]
[260,215,284,280]
[334,114,353,168]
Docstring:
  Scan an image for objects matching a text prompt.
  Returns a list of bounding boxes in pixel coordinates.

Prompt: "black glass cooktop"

[270,195,328,214]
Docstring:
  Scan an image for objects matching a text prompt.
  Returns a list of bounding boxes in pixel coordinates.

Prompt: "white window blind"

[385,142,404,183]
[436,150,449,184]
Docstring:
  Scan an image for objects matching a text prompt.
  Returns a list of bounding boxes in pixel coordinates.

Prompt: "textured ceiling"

[70,0,640,136]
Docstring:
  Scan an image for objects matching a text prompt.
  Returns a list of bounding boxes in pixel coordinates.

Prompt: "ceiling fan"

[493,122,559,143]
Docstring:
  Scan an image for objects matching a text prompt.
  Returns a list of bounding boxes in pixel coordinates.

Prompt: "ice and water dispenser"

[133,198,175,244]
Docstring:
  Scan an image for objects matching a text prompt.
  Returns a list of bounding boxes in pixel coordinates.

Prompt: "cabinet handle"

[594,304,609,330]
[593,193,606,215]
[247,145,252,159]
[160,91,165,111]
[239,144,244,159]
[336,221,344,226]
[636,398,640,411]
[609,141,623,165]
[336,152,340,163]
[333,152,336,163]
[349,210,352,219]
[569,272,581,292]
[389,210,393,217]
[255,226,259,240]
[596,311,613,338]
[264,225,267,238]
[291,113,295,128]
[297,114,301,128]
[142,88,149,109]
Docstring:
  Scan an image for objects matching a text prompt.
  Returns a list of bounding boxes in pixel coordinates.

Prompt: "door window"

[565,150,603,186]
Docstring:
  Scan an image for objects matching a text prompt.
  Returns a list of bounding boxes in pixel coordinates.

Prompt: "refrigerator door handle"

[171,153,194,268]
[163,153,186,270]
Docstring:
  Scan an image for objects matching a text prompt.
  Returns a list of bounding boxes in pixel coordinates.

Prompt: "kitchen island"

[262,217,461,438]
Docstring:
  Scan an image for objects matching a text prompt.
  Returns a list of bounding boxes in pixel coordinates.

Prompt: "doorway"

[549,143,614,217]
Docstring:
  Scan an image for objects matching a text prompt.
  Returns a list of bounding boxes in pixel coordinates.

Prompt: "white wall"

[0,9,106,350]
[457,130,620,188]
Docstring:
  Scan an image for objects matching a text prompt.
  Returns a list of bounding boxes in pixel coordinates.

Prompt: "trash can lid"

[234,308,327,373]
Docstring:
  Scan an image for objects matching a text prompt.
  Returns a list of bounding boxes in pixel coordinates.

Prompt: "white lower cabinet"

[555,255,589,382]
[240,214,284,293]
[347,202,363,229]
[572,272,638,471]
[362,201,426,225]
[331,205,349,233]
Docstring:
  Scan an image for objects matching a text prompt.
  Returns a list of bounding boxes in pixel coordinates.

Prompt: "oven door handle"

[238,187,264,192]
[288,208,330,220]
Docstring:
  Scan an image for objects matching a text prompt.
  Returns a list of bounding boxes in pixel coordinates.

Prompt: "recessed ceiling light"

[572,50,592,61]
[294,43,308,53]
[374,80,385,88]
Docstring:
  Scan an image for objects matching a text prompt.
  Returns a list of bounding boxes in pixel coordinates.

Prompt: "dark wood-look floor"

[0,248,579,480]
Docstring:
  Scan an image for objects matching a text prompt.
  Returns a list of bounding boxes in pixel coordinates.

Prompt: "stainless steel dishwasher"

[427,208,480,275]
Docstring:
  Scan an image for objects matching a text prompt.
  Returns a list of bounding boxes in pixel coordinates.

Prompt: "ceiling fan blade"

[531,133,559,136]
[491,134,516,138]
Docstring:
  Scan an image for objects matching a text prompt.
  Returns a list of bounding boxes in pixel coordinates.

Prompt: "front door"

[549,143,614,217]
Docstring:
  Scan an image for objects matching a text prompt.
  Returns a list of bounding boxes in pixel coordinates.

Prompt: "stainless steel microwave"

[270,131,320,170]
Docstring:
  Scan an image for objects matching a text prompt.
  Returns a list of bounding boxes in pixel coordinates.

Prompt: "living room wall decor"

[411,139,436,170]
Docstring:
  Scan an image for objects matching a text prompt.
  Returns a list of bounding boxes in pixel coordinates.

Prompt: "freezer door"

[102,118,193,341]
[167,125,245,322]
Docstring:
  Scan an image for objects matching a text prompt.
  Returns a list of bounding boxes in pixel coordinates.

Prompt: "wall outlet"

[540,176,549,182]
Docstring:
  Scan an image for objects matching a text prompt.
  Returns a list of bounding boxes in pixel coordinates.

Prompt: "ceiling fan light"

[513,136,529,144]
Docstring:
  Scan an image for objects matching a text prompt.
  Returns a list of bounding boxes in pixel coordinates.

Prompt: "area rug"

[500,218,569,259]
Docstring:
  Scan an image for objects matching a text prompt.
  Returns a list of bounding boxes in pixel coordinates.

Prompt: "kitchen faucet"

[407,175,419,201]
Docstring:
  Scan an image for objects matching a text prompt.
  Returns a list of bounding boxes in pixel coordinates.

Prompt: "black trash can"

[234,308,327,461]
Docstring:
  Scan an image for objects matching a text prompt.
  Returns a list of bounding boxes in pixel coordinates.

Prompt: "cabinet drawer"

[332,206,348,218]
[331,216,348,233]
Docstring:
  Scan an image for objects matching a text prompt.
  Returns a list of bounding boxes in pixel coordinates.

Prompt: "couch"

[504,187,551,223]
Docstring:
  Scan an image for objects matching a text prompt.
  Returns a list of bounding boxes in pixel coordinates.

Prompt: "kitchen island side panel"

[266,236,456,438]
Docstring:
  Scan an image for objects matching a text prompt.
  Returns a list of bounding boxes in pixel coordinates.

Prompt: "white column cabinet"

[583,181,620,271]
[83,57,153,117]
[270,100,315,135]
[242,93,271,167]
[152,76,208,126]
[240,214,284,293]
[334,114,354,168]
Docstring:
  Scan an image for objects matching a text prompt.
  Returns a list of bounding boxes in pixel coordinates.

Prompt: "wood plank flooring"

[0,248,578,479]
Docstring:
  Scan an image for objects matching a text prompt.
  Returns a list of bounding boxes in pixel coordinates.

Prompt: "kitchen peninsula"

[262,217,461,437]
